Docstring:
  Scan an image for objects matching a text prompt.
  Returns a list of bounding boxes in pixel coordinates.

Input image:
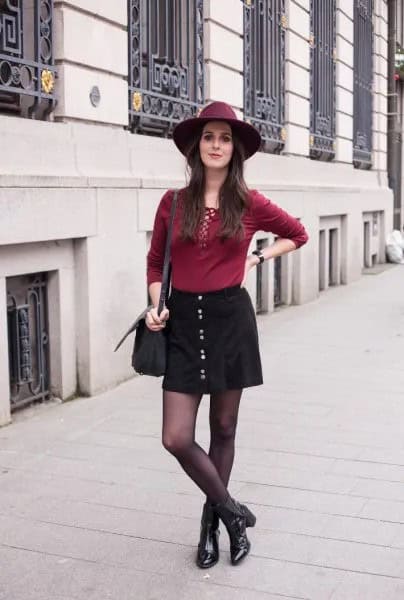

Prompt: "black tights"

[162,390,242,503]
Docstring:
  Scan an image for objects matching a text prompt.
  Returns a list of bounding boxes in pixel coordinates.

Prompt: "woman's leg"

[163,389,253,566]
[162,390,229,503]
[208,389,242,487]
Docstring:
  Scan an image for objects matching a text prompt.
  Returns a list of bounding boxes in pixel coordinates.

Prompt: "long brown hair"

[181,128,249,241]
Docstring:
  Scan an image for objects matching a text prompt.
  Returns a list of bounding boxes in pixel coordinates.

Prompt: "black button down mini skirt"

[163,286,263,394]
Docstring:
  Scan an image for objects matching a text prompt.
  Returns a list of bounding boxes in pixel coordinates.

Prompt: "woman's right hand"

[145,307,170,331]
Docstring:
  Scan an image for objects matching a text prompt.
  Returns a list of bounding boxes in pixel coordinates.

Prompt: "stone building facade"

[392,0,404,229]
[0,0,391,425]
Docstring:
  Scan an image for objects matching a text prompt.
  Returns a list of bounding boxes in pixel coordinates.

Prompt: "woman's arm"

[145,192,174,331]
[255,237,297,261]
[147,194,170,288]
[146,282,169,331]
[149,281,163,308]
[241,191,309,286]
[242,238,297,287]
[252,191,309,249]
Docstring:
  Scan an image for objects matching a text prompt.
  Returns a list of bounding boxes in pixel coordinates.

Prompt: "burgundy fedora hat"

[173,101,262,159]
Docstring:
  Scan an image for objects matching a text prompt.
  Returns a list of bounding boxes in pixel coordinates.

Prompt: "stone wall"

[0,0,392,425]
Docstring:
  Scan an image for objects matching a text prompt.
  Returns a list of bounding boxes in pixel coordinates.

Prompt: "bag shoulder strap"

[113,189,178,352]
[157,189,178,315]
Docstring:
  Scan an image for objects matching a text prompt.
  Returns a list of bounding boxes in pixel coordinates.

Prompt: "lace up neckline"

[199,207,218,249]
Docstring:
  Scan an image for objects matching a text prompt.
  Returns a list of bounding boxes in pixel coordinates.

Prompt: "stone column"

[48,268,77,400]
[204,0,244,110]
[294,210,319,304]
[73,238,91,396]
[285,0,310,157]
[335,1,354,163]
[372,0,388,174]
[53,1,128,126]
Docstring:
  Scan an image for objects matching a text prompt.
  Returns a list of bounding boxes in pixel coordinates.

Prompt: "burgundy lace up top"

[147,188,308,293]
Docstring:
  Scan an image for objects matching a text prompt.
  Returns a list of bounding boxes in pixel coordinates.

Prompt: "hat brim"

[173,116,262,159]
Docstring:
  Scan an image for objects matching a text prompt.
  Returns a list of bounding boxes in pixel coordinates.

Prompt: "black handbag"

[114,190,178,376]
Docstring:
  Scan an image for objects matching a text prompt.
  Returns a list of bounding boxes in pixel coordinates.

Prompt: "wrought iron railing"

[0,0,56,119]
[353,0,373,168]
[128,0,204,136]
[7,273,50,412]
[310,0,336,160]
[244,0,286,153]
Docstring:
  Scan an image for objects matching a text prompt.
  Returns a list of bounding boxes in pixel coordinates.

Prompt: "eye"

[203,133,212,140]
[223,135,232,143]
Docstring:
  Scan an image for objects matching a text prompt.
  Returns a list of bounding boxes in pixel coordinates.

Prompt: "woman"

[146,101,308,568]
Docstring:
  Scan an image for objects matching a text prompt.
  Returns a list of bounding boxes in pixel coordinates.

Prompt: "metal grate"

[0,0,56,119]
[353,0,373,168]
[309,0,336,161]
[7,273,50,411]
[243,0,286,154]
[128,0,204,136]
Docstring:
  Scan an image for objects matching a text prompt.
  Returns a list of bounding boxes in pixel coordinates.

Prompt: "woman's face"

[199,121,234,170]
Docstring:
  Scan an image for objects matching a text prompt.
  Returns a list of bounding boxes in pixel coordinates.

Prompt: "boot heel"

[244,507,256,528]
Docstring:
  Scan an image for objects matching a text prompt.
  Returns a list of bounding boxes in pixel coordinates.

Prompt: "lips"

[209,153,222,158]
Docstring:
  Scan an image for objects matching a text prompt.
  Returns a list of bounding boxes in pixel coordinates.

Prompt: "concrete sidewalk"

[1,265,404,600]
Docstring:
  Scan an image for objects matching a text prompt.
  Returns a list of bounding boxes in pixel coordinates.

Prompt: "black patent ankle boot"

[196,502,220,569]
[233,499,257,528]
[213,496,252,565]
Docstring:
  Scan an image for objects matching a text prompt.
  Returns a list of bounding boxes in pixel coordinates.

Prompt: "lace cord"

[198,207,217,249]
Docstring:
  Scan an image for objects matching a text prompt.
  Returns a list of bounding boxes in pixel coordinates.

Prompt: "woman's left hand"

[241,255,259,288]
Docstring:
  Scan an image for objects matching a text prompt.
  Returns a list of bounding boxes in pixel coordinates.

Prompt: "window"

[0,0,56,119]
[309,0,336,160]
[244,0,286,153]
[353,0,373,168]
[128,0,204,135]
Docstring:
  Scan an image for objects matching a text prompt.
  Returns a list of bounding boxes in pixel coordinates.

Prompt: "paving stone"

[2,453,195,495]
[359,498,404,523]
[252,528,404,577]
[330,571,404,600]
[0,546,290,600]
[1,265,404,599]
[232,462,357,494]
[329,457,404,481]
[236,445,337,473]
[237,482,367,517]
[390,524,404,549]
[350,478,404,502]
[236,433,365,460]
[357,446,404,466]
[318,513,399,547]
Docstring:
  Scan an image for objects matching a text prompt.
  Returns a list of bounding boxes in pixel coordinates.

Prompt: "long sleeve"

[252,190,309,249]
[146,191,171,286]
